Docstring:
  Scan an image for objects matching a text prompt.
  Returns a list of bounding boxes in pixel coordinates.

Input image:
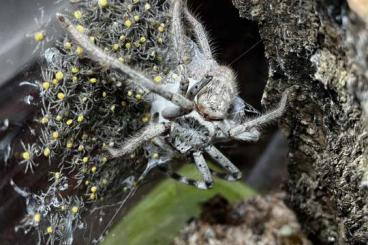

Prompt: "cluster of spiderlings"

[12,179,84,245]
[16,0,173,243]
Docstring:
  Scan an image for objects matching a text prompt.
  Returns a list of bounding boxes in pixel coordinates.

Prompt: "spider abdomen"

[169,116,211,154]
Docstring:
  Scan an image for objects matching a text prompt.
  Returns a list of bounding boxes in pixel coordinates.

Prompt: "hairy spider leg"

[172,0,215,95]
[205,145,242,181]
[56,14,194,111]
[229,90,289,138]
[108,123,170,159]
[161,0,192,120]
[172,0,190,95]
[184,3,213,60]
[230,127,261,142]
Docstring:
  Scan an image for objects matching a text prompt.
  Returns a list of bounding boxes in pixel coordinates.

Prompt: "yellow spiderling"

[152,152,159,159]
[89,78,97,84]
[22,151,31,160]
[55,71,64,81]
[112,43,120,51]
[52,131,59,140]
[42,81,50,90]
[34,32,45,42]
[54,172,61,179]
[74,10,82,19]
[65,119,72,126]
[153,75,162,83]
[76,24,85,33]
[124,19,132,28]
[91,186,97,193]
[64,42,72,50]
[33,213,41,223]
[98,0,109,8]
[71,206,79,214]
[77,114,84,123]
[139,36,146,43]
[125,42,132,49]
[76,46,84,56]
[66,141,73,149]
[57,92,65,101]
[71,66,79,74]
[46,226,53,234]
[135,94,142,100]
[43,148,50,157]
[144,3,151,10]
[41,116,49,124]
[78,145,84,151]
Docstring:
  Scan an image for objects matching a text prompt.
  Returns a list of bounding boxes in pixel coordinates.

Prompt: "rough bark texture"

[174,194,311,245]
[232,0,368,244]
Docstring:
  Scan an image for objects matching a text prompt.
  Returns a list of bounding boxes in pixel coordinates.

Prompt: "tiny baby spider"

[19,141,40,173]
[56,0,289,189]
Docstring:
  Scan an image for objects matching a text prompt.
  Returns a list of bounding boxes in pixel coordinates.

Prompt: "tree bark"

[232,0,368,244]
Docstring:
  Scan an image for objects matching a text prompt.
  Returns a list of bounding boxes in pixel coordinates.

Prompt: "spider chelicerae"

[56,0,288,189]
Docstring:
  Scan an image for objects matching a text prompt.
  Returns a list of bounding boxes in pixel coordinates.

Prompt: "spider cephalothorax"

[56,0,289,189]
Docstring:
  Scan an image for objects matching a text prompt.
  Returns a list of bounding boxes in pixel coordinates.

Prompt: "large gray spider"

[56,0,288,189]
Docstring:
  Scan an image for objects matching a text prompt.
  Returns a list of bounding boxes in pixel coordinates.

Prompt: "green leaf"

[103,164,255,245]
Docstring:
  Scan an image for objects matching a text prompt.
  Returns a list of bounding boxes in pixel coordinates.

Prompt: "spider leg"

[158,167,211,190]
[229,90,289,138]
[161,106,186,119]
[208,169,239,181]
[157,166,198,188]
[193,151,213,188]
[56,14,193,111]
[172,0,190,95]
[161,0,195,120]
[178,66,190,96]
[108,123,170,159]
[184,3,213,60]
[205,145,242,181]
[158,151,213,190]
[231,127,260,142]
